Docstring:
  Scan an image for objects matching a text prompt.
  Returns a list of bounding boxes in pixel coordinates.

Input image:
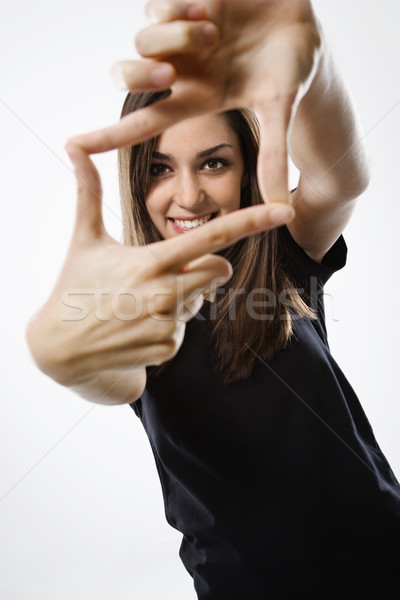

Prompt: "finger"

[152,203,295,273]
[65,141,106,242]
[178,293,204,322]
[135,20,218,58]
[255,97,294,204]
[117,322,186,366]
[89,337,185,370]
[169,254,233,297]
[111,60,176,91]
[143,255,230,319]
[68,94,200,155]
[175,259,229,322]
[145,0,208,24]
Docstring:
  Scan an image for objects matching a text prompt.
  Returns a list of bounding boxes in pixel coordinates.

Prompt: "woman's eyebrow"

[152,151,173,161]
[198,143,233,158]
[152,143,233,162]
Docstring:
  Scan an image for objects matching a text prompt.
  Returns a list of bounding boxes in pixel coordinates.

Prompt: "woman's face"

[145,113,245,239]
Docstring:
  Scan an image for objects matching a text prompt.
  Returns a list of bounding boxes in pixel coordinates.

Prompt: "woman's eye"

[203,159,226,170]
[150,163,170,177]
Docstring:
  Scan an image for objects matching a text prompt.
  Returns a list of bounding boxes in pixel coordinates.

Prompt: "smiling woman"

[113,79,400,596]
[24,1,400,599]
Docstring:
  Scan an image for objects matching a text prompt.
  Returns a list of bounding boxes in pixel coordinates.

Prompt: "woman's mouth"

[168,212,218,233]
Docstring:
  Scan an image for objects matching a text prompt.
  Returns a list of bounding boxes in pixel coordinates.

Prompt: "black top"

[131,227,400,599]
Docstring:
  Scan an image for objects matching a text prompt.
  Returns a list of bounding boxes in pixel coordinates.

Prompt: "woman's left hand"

[71,0,321,204]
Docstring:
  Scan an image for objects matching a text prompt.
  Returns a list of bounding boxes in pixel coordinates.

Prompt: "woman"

[26,0,400,597]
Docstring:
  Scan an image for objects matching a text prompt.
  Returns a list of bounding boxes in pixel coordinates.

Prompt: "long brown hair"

[118,91,313,384]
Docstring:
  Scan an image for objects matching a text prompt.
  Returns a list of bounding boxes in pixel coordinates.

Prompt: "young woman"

[26,0,400,597]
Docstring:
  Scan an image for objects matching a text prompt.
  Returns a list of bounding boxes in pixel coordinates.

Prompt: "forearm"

[289,27,370,203]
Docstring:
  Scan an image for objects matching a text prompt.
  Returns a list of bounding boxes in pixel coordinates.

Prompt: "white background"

[1,1,399,598]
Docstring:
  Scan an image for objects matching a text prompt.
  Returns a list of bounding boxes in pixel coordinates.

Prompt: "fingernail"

[111,63,128,90]
[269,204,295,224]
[150,64,174,87]
[202,23,218,45]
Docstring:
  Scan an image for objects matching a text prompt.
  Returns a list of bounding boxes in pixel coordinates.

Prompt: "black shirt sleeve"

[278,226,348,347]
[278,225,347,286]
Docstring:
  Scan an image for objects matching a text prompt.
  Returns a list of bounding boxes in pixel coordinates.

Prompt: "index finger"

[68,95,199,156]
[152,203,295,272]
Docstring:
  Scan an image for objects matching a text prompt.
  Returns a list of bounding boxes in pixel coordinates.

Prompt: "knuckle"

[64,138,76,157]
[153,293,173,315]
[181,23,195,47]
[180,22,203,49]
[242,212,258,231]
[207,228,230,249]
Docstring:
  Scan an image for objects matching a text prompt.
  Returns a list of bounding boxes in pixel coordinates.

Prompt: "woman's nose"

[173,172,206,209]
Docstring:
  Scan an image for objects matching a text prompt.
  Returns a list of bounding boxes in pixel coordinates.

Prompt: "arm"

[288,30,370,262]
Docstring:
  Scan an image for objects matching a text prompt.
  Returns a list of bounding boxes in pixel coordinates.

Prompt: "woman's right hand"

[76,0,321,205]
[26,142,294,389]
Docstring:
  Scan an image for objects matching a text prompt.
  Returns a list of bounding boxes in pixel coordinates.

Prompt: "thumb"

[65,139,105,243]
[256,97,293,204]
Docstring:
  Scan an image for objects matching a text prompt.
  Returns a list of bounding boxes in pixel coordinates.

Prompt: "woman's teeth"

[172,214,214,230]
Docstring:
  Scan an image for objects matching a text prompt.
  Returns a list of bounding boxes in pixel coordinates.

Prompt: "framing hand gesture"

[27,144,293,389]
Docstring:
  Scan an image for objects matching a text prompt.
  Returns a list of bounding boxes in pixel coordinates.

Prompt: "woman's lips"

[168,212,217,233]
